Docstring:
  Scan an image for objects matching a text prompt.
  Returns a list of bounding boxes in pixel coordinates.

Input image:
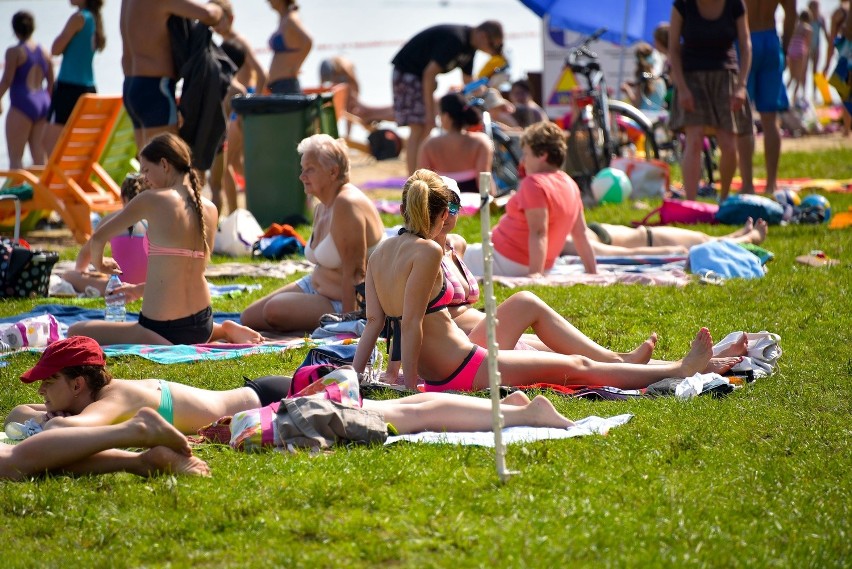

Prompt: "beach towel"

[385,414,633,446]
[491,254,692,288]
[373,191,481,217]
[203,259,314,279]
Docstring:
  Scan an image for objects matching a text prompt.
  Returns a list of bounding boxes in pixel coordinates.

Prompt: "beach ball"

[591,167,632,204]
[797,194,832,224]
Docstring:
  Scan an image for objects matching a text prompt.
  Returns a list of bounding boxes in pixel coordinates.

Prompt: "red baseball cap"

[20,336,105,383]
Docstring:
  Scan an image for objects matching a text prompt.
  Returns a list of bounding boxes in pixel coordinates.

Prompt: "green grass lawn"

[1,149,850,567]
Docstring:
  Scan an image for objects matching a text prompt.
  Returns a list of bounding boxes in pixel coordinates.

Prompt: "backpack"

[715,194,784,225]
[0,239,59,298]
[633,198,718,226]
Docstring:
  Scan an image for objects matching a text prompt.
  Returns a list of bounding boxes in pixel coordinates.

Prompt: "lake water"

[0,0,842,169]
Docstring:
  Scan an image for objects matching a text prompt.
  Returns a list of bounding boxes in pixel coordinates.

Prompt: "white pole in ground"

[478,169,516,484]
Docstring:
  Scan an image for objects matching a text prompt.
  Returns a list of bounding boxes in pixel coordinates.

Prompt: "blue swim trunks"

[746,29,789,113]
[122,76,178,129]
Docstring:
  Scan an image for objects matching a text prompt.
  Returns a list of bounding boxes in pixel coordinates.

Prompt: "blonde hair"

[401,169,452,237]
[296,134,350,184]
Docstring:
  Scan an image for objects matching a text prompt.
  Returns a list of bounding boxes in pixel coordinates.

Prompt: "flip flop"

[795,251,839,267]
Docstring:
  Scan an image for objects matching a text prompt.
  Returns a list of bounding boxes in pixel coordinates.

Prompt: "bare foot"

[621,333,658,364]
[221,320,264,344]
[131,408,191,456]
[140,446,211,477]
[523,395,574,429]
[679,327,714,377]
[501,391,531,406]
[751,218,768,244]
[703,356,744,374]
[716,332,749,357]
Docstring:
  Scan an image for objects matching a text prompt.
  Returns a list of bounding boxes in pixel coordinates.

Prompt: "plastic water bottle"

[104,274,126,322]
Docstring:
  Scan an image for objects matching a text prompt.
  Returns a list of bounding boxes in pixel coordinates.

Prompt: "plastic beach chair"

[0,95,124,244]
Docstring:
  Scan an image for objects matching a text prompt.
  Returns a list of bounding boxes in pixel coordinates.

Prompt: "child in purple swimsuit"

[0,11,54,169]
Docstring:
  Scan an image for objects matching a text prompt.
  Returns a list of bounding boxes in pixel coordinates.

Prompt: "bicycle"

[562,29,660,186]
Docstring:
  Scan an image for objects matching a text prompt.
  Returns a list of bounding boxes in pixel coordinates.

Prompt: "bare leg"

[0,409,205,480]
[67,320,173,345]
[240,281,335,332]
[364,392,573,433]
[6,107,32,169]
[715,331,749,357]
[681,126,705,200]
[42,122,63,158]
[483,328,715,391]
[209,150,225,214]
[760,112,782,194]
[736,132,756,194]
[406,123,428,175]
[467,291,657,364]
[134,125,177,155]
[209,320,263,344]
[716,129,737,202]
[58,270,109,295]
[28,118,48,165]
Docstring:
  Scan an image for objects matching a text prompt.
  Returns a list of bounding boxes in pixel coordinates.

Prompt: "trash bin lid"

[232,94,321,115]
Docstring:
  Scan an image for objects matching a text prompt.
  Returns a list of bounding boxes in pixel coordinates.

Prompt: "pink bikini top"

[147,240,206,259]
[442,250,480,306]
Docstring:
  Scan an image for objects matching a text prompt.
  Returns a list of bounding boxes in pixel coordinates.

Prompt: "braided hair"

[139,134,209,255]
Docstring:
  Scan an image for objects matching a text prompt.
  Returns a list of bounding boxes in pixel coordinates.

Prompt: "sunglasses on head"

[448,202,460,216]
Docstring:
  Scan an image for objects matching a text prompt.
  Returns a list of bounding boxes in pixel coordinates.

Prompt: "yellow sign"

[548,68,578,106]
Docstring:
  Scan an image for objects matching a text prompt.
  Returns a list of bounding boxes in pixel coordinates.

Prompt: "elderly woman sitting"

[240,134,385,332]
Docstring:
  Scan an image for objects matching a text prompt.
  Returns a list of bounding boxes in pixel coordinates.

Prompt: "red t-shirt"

[491,170,583,270]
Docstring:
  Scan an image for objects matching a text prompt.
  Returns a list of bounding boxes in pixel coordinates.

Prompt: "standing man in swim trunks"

[736,0,796,196]
[120,0,223,151]
[391,21,504,175]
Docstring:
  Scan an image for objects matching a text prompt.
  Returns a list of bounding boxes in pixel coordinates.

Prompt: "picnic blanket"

[203,259,314,279]
[492,254,691,288]
[374,191,482,216]
[385,413,633,446]
[728,177,852,194]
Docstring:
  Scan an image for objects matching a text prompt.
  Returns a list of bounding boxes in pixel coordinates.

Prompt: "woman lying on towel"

[561,218,769,257]
[0,408,209,481]
[66,134,261,346]
[381,175,749,382]
[5,337,574,440]
[241,134,385,333]
[352,169,743,392]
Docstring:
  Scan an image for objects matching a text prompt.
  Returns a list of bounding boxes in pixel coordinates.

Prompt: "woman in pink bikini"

[67,133,259,345]
[352,169,737,393]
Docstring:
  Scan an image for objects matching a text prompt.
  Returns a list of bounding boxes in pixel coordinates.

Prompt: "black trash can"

[232,93,338,228]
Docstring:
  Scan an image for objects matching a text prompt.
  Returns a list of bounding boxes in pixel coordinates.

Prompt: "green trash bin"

[232,93,338,228]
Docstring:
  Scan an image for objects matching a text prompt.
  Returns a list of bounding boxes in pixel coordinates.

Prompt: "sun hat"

[20,336,105,383]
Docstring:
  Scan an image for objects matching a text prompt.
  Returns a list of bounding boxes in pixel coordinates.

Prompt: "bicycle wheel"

[607,101,660,161]
[491,127,520,197]
[566,117,606,179]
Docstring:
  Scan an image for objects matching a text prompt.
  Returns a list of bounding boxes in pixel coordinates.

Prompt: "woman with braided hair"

[68,133,259,345]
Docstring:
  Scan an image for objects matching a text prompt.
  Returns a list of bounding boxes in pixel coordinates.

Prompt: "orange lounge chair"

[0,95,124,244]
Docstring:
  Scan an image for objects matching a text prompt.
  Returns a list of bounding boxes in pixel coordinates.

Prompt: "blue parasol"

[518,0,671,45]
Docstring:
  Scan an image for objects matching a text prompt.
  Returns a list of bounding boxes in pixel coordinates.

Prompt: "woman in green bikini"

[5,336,577,437]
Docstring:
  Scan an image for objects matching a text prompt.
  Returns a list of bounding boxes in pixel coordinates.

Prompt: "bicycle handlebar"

[566,27,608,71]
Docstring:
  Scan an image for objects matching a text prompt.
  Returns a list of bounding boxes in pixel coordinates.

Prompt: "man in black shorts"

[391,21,504,175]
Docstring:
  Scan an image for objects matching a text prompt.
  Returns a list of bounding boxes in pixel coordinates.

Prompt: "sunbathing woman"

[0,408,209,481]
[420,177,748,372]
[562,218,770,256]
[66,133,260,345]
[352,169,739,392]
[417,91,493,194]
[5,336,574,438]
[241,134,385,333]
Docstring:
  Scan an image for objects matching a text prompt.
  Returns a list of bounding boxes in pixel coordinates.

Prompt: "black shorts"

[138,306,213,345]
[244,375,293,406]
[48,81,97,125]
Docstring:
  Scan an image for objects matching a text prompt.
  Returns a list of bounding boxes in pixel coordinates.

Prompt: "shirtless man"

[120,0,223,150]
[736,0,796,196]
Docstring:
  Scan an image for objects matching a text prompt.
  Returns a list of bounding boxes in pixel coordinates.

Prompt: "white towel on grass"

[384,413,633,447]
